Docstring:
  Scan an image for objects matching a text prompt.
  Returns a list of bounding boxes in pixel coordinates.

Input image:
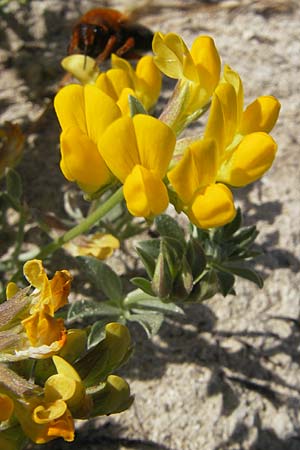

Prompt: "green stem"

[34,187,124,261]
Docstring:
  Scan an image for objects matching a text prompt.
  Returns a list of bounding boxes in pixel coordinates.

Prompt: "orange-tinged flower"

[23,259,71,315]
[13,356,90,444]
[1,260,71,361]
[15,399,75,444]
[21,306,66,348]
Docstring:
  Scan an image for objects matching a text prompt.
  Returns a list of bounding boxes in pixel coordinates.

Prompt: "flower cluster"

[57,31,280,230]
[1,259,71,360]
[0,261,133,447]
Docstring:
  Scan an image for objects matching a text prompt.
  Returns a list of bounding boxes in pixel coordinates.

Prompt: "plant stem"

[34,187,124,260]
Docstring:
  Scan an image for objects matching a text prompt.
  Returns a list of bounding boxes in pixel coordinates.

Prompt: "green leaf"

[220,263,264,288]
[130,277,155,296]
[6,168,22,201]
[129,95,148,116]
[186,237,207,281]
[232,226,258,247]
[189,270,219,302]
[127,312,164,337]
[67,300,120,322]
[87,319,110,348]
[77,256,122,300]
[216,271,235,296]
[136,239,160,278]
[171,257,193,301]
[127,296,184,315]
[155,214,186,243]
[151,250,173,299]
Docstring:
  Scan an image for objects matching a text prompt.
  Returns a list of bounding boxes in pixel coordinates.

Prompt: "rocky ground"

[1,0,300,449]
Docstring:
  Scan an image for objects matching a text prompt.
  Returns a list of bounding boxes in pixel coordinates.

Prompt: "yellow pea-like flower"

[153,32,221,133]
[168,139,236,229]
[99,114,176,218]
[54,84,122,194]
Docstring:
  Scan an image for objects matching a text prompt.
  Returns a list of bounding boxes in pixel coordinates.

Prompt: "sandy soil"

[1,1,300,449]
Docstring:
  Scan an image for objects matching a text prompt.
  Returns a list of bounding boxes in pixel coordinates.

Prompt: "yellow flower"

[15,400,74,444]
[153,32,220,88]
[14,356,91,444]
[44,356,91,417]
[54,84,122,194]
[168,138,236,228]
[64,232,119,259]
[22,259,71,315]
[1,260,72,360]
[152,32,221,133]
[21,305,66,351]
[168,66,280,229]
[206,65,280,186]
[96,54,161,114]
[99,114,176,217]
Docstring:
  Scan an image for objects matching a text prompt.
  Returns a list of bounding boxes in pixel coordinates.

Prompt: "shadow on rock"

[30,419,176,450]
[215,413,300,450]
[122,303,300,418]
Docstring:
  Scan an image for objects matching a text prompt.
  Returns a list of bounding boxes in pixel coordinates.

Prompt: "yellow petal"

[29,408,74,443]
[84,85,122,144]
[49,270,72,312]
[22,307,66,348]
[133,115,175,177]
[60,127,112,194]
[45,409,74,442]
[152,32,187,79]
[64,233,119,259]
[61,55,100,84]
[136,55,162,104]
[117,87,136,116]
[189,35,221,91]
[23,259,47,290]
[204,92,225,157]
[239,95,281,134]
[96,69,134,101]
[52,355,82,381]
[223,65,244,127]
[215,82,238,147]
[33,399,67,424]
[54,85,87,134]
[168,139,218,204]
[123,165,169,217]
[45,374,85,411]
[190,183,236,229]
[6,281,19,299]
[111,53,133,72]
[99,116,139,182]
[218,131,277,186]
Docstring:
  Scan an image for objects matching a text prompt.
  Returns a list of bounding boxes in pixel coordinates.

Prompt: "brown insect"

[68,7,154,62]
